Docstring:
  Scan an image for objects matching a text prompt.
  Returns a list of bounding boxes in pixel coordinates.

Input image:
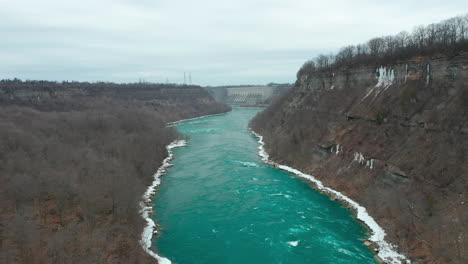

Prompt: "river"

[152,107,376,264]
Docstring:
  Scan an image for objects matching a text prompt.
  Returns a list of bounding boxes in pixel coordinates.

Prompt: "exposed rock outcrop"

[251,53,468,263]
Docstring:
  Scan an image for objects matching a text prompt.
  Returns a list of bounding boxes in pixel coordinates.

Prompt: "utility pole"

[184,72,186,85]
[189,73,192,85]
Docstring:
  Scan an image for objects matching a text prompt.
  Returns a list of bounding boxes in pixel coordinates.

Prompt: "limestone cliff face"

[251,53,468,263]
[0,82,231,121]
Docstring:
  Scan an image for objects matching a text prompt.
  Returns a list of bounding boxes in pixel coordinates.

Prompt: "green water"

[153,107,376,264]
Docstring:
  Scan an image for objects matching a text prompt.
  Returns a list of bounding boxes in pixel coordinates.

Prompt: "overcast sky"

[0,0,466,85]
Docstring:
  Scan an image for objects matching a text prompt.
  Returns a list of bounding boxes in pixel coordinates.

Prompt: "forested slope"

[251,15,468,264]
[0,81,230,263]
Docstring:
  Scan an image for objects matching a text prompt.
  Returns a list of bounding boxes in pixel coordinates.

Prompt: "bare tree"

[297,14,468,77]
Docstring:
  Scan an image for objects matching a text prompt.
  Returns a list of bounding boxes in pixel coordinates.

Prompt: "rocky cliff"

[0,81,230,121]
[250,52,468,263]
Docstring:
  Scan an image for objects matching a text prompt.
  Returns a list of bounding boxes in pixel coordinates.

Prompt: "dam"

[205,84,290,106]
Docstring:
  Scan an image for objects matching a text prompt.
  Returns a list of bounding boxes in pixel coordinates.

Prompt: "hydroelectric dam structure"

[205,84,291,106]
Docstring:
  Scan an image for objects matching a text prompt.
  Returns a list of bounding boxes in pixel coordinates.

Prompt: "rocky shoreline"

[250,130,409,264]
[249,53,467,263]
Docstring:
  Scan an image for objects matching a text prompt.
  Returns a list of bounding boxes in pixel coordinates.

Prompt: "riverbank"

[141,110,233,263]
[140,140,187,264]
[151,107,380,264]
[251,130,409,264]
[0,80,231,263]
[248,52,467,263]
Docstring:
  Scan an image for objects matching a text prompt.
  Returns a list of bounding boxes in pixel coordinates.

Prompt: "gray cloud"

[0,0,466,85]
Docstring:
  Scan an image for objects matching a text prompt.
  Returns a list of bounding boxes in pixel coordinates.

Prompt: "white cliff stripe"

[354,152,365,164]
[352,151,375,170]
[362,66,395,102]
[251,130,409,264]
[375,66,395,88]
[139,140,187,264]
[405,64,408,83]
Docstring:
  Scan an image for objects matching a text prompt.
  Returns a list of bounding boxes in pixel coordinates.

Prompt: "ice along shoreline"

[251,130,410,264]
[140,110,231,264]
[139,140,186,264]
[140,109,405,264]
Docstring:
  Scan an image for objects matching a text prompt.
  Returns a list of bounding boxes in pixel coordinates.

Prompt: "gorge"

[250,53,467,263]
[150,108,382,264]
[1,10,467,264]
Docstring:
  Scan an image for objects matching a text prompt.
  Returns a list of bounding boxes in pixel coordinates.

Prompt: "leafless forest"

[250,14,468,264]
[0,81,230,263]
[297,14,468,77]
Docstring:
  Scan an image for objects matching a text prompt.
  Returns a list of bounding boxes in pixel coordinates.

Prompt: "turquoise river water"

[152,107,376,264]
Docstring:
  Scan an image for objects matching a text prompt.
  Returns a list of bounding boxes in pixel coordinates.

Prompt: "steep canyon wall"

[251,53,468,263]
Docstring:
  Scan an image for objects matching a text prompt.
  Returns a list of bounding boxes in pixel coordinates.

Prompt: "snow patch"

[405,64,408,83]
[139,140,187,264]
[251,131,409,264]
[354,152,375,170]
[362,66,395,102]
[375,66,395,88]
[365,159,375,169]
[330,144,342,154]
[354,152,365,164]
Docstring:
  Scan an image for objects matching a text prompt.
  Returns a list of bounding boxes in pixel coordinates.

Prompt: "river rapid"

[152,107,376,264]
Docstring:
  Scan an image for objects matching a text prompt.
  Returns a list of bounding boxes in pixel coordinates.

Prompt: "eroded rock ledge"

[250,53,468,263]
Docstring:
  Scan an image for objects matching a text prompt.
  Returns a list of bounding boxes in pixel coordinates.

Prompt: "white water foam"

[167,111,230,127]
[251,131,409,264]
[139,140,187,264]
[270,192,292,199]
[140,111,231,262]
[288,241,300,247]
[234,161,259,167]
